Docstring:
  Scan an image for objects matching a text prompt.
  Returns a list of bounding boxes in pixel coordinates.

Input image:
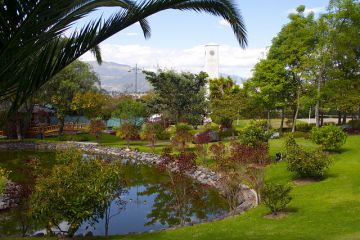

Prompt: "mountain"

[87,61,152,93]
[87,61,247,92]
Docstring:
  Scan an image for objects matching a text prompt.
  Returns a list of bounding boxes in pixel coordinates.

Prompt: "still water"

[0,151,227,237]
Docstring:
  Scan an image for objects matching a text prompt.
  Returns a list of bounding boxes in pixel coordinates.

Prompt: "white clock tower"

[204,44,219,79]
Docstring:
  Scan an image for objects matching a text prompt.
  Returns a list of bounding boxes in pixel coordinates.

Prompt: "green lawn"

[101,135,360,240]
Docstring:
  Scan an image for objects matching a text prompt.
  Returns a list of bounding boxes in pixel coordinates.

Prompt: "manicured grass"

[100,135,360,240]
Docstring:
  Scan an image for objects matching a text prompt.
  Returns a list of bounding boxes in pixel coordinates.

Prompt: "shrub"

[230,142,271,166]
[219,128,238,139]
[348,120,360,129]
[116,122,140,148]
[285,137,332,178]
[89,119,106,143]
[239,120,273,147]
[310,125,347,151]
[194,131,211,164]
[159,148,196,172]
[0,167,10,195]
[283,131,309,139]
[140,122,164,151]
[171,123,193,152]
[209,143,230,172]
[30,149,126,236]
[296,122,315,132]
[262,182,292,214]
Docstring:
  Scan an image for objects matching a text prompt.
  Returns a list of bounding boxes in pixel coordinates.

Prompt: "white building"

[204,44,219,79]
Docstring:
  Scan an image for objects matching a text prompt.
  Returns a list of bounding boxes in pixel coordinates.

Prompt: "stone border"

[0,141,257,215]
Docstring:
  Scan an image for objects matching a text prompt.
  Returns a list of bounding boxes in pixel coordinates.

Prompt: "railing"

[27,124,88,136]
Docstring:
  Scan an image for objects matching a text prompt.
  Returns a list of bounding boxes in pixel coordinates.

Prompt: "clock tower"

[204,44,219,79]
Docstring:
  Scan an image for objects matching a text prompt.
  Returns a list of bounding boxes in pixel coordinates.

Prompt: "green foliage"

[144,70,208,125]
[37,60,100,122]
[310,125,347,151]
[112,97,147,124]
[348,120,360,129]
[262,182,292,214]
[29,149,125,236]
[57,134,92,142]
[285,137,332,178]
[209,77,246,126]
[140,122,166,150]
[296,122,316,132]
[116,122,139,147]
[0,167,9,195]
[283,131,309,139]
[239,120,273,147]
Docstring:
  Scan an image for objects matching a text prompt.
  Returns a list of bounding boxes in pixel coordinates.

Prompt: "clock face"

[209,50,215,56]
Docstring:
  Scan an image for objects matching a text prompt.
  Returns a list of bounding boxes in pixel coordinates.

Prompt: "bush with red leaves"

[230,142,271,166]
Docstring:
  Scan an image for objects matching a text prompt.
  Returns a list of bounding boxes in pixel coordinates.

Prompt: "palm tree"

[0,0,247,117]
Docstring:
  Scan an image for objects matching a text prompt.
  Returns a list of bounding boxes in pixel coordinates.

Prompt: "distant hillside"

[87,61,152,93]
[87,61,246,92]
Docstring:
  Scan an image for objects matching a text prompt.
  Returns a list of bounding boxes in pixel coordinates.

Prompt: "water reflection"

[0,151,227,237]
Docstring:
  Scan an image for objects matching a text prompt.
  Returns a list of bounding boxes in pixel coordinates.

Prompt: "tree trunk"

[338,112,342,125]
[267,109,270,130]
[16,118,22,140]
[59,117,65,136]
[292,105,299,133]
[342,114,347,125]
[321,112,324,126]
[279,108,285,134]
[315,76,321,127]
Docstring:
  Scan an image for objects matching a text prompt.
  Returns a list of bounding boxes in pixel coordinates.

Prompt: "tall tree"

[0,0,247,118]
[209,77,245,131]
[267,5,317,132]
[144,70,208,126]
[37,60,100,135]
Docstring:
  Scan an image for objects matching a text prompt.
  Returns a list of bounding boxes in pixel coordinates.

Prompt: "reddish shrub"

[230,142,270,166]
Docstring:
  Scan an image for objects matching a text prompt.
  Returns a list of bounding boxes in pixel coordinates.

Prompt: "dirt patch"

[293,178,319,186]
[264,211,289,219]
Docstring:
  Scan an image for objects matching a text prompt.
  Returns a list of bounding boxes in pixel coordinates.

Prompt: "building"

[204,44,219,79]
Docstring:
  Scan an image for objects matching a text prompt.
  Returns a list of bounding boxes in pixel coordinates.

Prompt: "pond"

[0,151,228,237]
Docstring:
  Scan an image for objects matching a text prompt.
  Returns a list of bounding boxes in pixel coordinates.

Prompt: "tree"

[112,97,147,125]
[0,0,247,118]
[71,91,109,120]
[89,119,106,143]
[144,70,208,126]
[267,5,317,132]
[37,60,100,135]
[171,123,193,152]
[209,77,246,133]
[140,122,164,152]
[248,58,291,133]
[116,122,139,148]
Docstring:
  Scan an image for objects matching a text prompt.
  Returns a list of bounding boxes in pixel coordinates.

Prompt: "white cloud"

[126,32,138,36]
[80,43,266,78]
[219,19,230,27]
[287,7,325,15]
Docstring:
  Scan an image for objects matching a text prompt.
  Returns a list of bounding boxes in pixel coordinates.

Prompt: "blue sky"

[80,0,329,78]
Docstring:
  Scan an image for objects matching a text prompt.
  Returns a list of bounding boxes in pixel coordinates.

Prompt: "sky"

[79,0,330,78]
